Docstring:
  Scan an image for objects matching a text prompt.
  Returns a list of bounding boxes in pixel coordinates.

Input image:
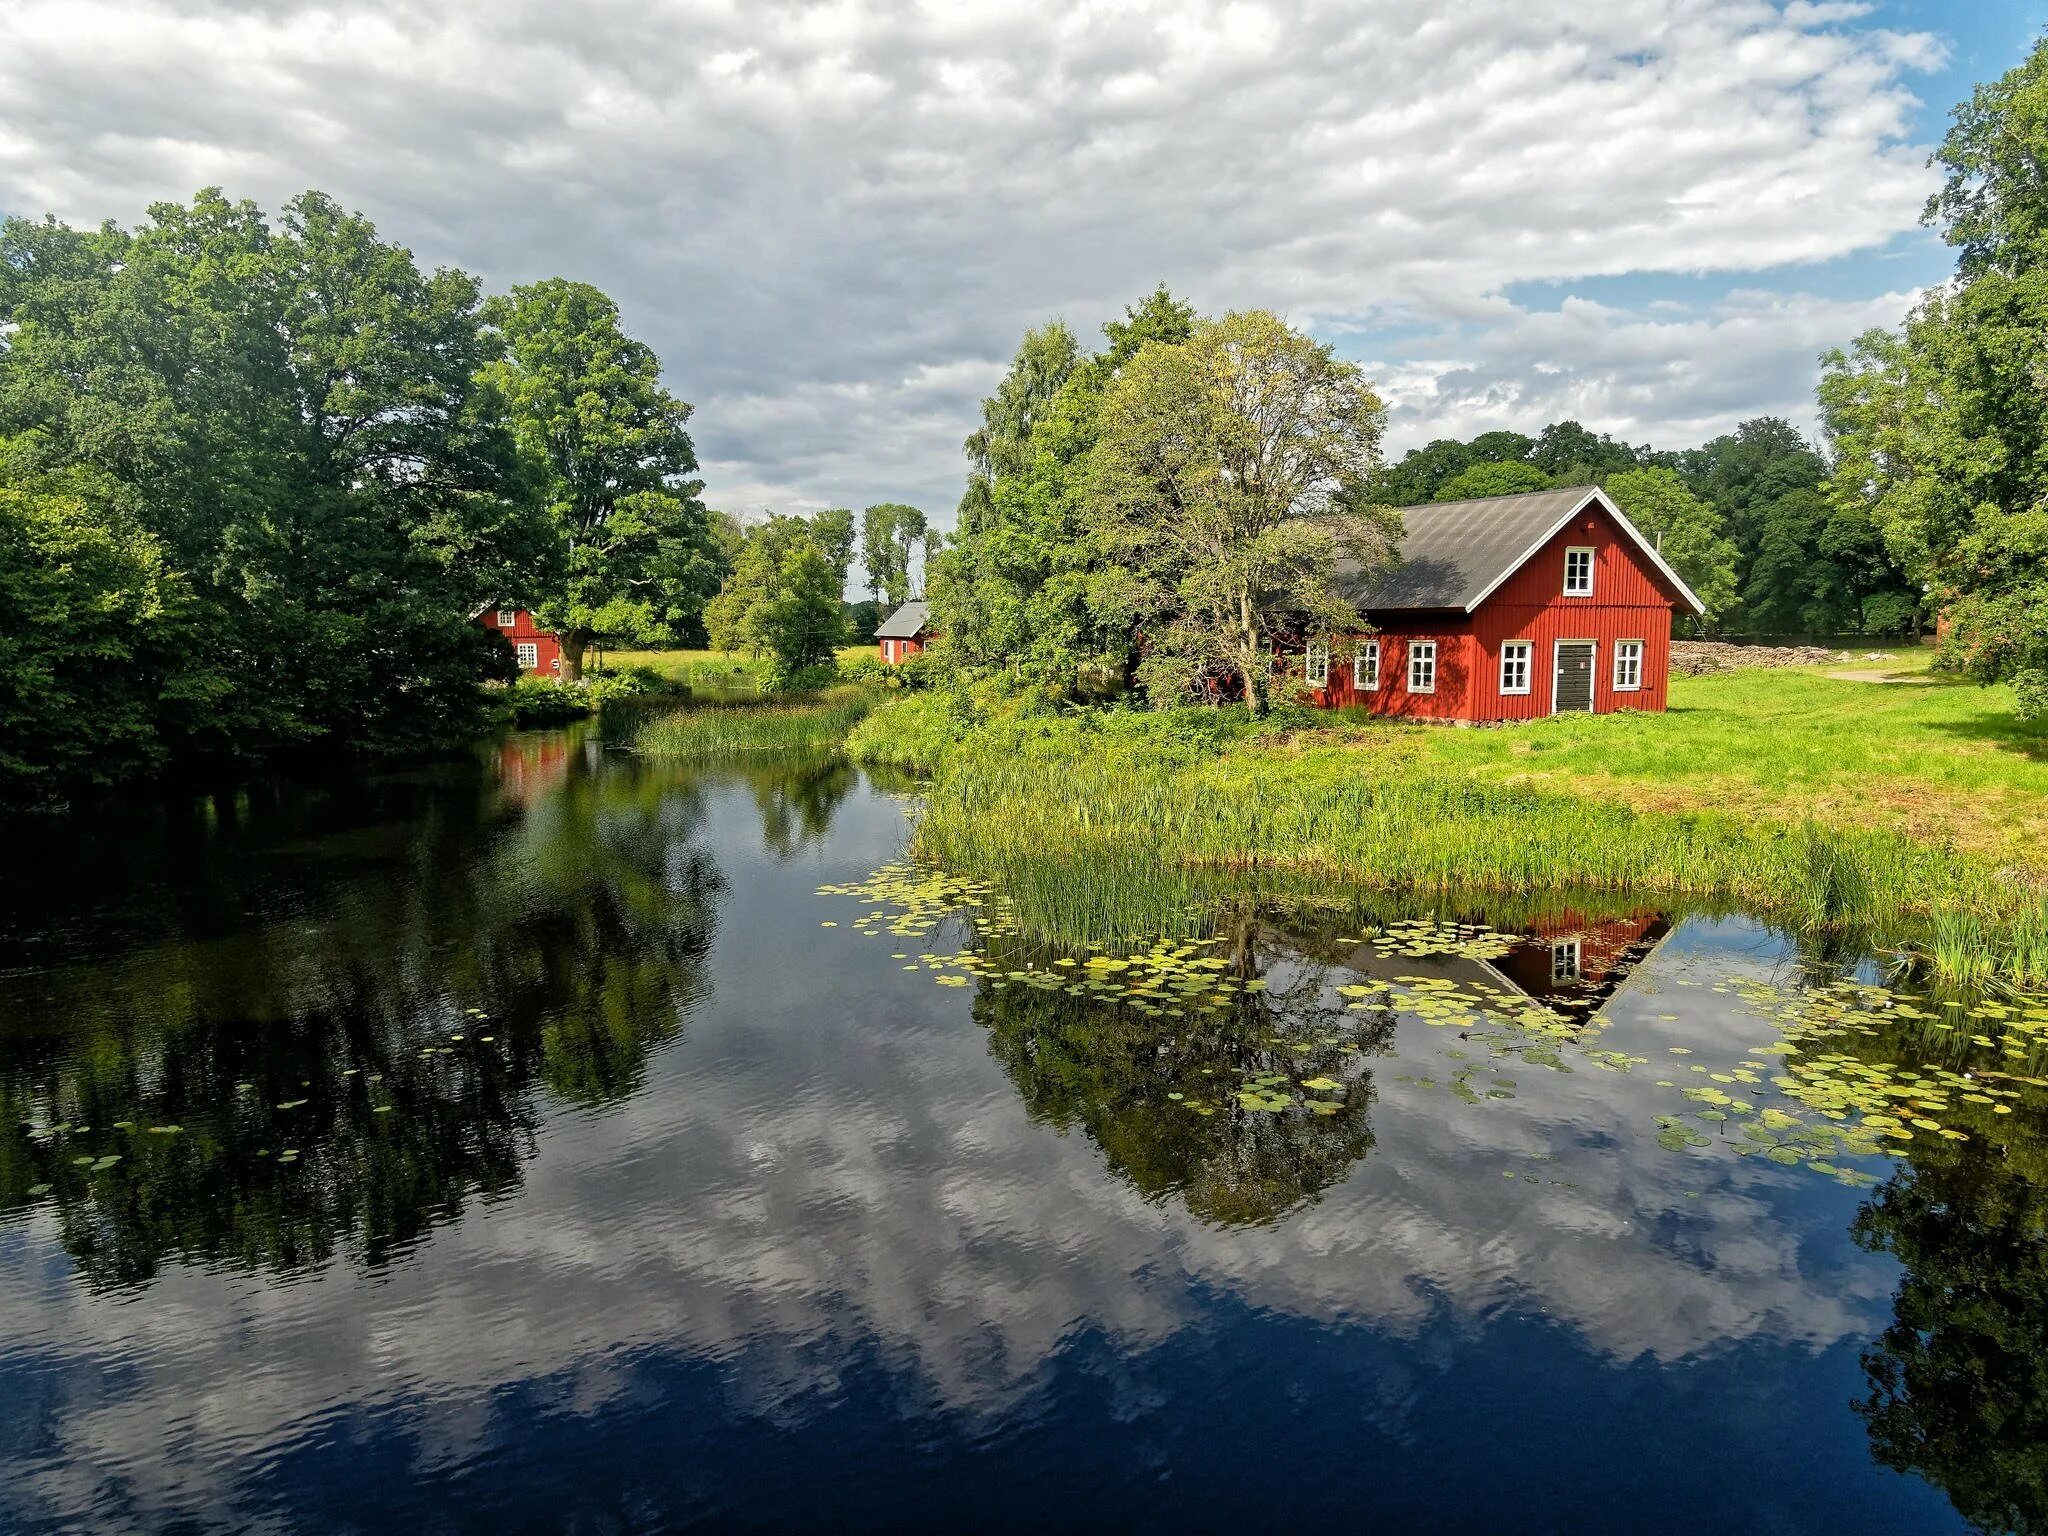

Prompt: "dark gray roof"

[875,599,930,639]
[1338,487,1607,610]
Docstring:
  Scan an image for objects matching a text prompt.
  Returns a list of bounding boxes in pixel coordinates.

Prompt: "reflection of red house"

[1490,908,1672,1001]
[876,600,930,664]
[1297,487,1704,723]
[496,733,572,805]
[477,604,564,675]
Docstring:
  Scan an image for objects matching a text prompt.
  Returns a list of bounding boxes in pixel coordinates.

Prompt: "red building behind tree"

[876,600,930,664]
[476,605,564,676]
[1302,486,1704,722]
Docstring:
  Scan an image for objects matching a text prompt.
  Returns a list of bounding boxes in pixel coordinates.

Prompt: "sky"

[0,0,2039,530]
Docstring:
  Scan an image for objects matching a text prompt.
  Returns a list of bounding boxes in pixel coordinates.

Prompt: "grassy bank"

[629,687,875,759]
[606,647,878,699]
[845,675,2048,984]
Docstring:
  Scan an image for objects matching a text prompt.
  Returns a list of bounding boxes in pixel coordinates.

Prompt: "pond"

[1,727,2042,1534]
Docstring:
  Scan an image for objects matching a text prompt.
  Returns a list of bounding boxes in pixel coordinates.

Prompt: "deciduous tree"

[1088,309,1397,713]
[480,278,719,679]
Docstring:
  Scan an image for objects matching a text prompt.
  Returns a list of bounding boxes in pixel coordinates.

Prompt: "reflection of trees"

[1852,1114,2048,1536]
[0,737,722,1287]
[975,908,1395,1226]
[745,756,859,860]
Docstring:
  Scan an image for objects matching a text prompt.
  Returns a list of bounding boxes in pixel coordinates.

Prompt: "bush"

[761,657,840,695]
[503,677,591,725]
[839,652,887,683]
[889,650,944,691]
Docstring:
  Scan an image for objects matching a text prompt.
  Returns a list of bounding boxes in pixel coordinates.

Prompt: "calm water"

[1,728,2041,1534]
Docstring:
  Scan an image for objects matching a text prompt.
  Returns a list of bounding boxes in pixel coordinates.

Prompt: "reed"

[868,706,2048,985]
[629,687,875,758]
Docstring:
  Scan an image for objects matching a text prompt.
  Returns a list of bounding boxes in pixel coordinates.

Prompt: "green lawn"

[1393,664,2048,871]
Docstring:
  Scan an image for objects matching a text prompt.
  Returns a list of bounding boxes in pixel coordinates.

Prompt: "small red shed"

[876,600,930,664]
[1307,486,1703,722]
[476,604,564,676]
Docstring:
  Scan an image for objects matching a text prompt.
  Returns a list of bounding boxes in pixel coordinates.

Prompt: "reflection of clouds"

[0,807,1892,1529]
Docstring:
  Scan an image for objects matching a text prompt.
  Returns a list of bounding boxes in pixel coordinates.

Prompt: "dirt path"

[1826,669,1938,684]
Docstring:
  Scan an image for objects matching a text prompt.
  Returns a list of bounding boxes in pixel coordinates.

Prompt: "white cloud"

[1371,285,1926,451]
[0,0,1946,516]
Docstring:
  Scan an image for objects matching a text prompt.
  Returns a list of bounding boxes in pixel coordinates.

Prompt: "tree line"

[0,189,944,798]
[0,189,720,795]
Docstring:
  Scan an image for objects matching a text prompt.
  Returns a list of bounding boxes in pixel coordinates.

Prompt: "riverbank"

[843,665,2048,984]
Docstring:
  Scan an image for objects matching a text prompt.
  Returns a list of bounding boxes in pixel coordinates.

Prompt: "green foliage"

[1819,38,2048,712]
[503,677,592,726]
[1088,309,1396,711]
[858,503,928,607]
[838,652,888,683]
[1371,413,1917,636]
[933,287,1198,689]
[1602,467,1741,624]
[629,687,874,757]
[0,463,212,791]
[1432,460,1554,500]
[703,514,848,675]
[479,279,721,675]
[0,189,548,786]
[1371,420,1642,506]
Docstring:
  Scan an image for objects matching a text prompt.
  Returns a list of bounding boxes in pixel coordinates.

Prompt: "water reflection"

[0,729,722,1285]
[1,736,2045,1534]
[977,908,1391,1226]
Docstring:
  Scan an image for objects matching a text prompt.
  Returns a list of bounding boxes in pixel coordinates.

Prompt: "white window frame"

[1563,547,1595,597]
[1499,640,1532,696]
[1551,939,1582,984]
[1304,642,1330,688]
[1407,640,1437,694]
[515,641,539,670]
[1354,640,1379,690]
[1613,639,1644,692]
[497,607,518,628]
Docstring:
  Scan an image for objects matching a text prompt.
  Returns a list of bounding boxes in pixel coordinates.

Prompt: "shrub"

[503,677,591,725]
[839,653,887,683]
[761,658,840,695]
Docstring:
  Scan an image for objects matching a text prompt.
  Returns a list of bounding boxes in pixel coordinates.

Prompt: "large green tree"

[479,279,720,678]
[0,189,544,782]
[1820,38,2048,716]
[703,514,847,679]
[0,453,214,787]
[1602,467,1741,626]
[859,502,928,607]
[932,287,1198,686]
[1088,309,1397,712]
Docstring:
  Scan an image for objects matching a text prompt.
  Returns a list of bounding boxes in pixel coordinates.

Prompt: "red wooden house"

[876,600,930,664]
[476,604,564,675]
[1307,486,1703,722]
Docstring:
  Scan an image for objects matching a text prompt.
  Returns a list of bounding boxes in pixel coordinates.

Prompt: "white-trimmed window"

[1304,643,1330,688]
[1407,640,1437,694]
[1614,639,1644,691]
[515,641,539,670]
[1354,640,1379,690]
[1551,939,1582,984]
[1563,547,1595,597]
[1499,640,1532,695]
[497,607,518,627]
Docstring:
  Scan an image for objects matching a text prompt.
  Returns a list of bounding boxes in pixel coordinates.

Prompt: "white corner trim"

[1462,487,1707,616]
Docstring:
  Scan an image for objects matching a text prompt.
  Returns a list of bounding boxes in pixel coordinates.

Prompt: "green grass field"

[1388,659,2047,872]
[844,658,2048,982]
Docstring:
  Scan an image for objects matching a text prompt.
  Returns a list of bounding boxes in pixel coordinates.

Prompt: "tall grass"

[861,704,2048,985]
[629,687,875,759]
